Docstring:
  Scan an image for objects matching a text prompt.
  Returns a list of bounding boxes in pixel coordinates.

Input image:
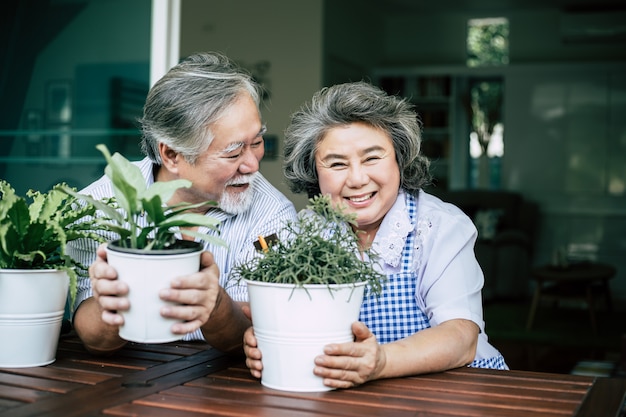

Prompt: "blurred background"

[2,0,625,374]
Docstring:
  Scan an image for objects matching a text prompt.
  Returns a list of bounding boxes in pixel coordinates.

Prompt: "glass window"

[467,17,509,67]
[467,78,504,189]
[465,18,507,188]
[0,0,152,196]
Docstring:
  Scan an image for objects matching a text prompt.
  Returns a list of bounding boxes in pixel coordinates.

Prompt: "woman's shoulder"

[415,190,469,220]
[412,190,477,237]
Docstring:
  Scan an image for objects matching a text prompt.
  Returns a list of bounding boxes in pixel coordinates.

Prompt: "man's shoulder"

[80,157,152,198]
[80,174,113,198]
[251,174,296,211]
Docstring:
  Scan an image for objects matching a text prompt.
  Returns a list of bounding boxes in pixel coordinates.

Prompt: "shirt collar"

[371,190,414,267]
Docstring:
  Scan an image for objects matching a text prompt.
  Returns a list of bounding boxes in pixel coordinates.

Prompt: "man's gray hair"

[140,52,262,165]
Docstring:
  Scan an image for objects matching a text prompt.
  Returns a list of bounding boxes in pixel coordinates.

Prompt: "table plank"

[576,377,626,417]
[0,385,57,404]
[3,335,626,417]
[104,402,217,417]
[124,383,565,417]
[199,368,589,406]
[135,391,350,417]
[0,366,116,385]
[0,372,80,394]
[0,398,27,412]
[5,345,236,417]
[163,364,602,417]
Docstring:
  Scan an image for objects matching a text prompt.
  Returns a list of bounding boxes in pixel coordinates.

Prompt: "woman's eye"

[329,162,347,169]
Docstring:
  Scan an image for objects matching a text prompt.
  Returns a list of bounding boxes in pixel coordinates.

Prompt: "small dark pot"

[107,239,203,256]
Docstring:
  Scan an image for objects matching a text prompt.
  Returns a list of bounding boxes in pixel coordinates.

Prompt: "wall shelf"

[374,72,463,190]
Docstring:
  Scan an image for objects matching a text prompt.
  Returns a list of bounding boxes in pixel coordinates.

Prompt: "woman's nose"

[346,164,368,187]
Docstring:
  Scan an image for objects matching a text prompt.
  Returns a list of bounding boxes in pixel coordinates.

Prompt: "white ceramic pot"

[246,280,366,392]
[106,241,202,344]
[0,269,69,367]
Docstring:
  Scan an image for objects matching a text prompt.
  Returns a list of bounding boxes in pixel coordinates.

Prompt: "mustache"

[225,171,258,187]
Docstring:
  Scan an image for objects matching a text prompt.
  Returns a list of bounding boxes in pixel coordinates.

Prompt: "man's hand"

[89,243,129,326]
[158,250,220,335]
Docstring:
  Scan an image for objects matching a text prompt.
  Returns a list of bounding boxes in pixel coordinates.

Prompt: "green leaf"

[0,223,18,268]
[232,194,385,295]
[60,186,125,226]
[65,145,224,251]
[178,229,227,248]
[160,212,221,231]
[141,179,191,206]
[97,144,144,215]
[0,178,110,312]
[27,186,69,223]
[0,180,18,220]
[4,198,31,239]
[142,195,166,225]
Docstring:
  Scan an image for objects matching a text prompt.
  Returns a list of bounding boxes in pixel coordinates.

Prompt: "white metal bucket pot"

[0,269,69,367]
[106,241,202,344]
[246,280,366,392]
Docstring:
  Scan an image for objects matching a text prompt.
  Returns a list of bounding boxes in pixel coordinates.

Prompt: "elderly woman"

[243,81,508,389]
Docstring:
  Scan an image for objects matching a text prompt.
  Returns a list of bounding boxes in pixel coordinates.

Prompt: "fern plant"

[233,194,385,294]
[62,144,226,251]
[0,180,107,307]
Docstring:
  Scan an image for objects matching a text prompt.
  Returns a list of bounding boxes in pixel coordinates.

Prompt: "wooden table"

[526,262,617,334]
[1,333,625,417]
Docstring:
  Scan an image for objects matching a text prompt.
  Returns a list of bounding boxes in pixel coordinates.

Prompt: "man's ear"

[159,142,179,172]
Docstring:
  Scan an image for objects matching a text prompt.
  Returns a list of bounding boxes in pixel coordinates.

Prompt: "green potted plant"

[0,180,106,367]
[63,144,226,343]
[233,194,385,392]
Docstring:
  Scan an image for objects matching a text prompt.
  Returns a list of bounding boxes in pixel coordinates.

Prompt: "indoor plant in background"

[63,144,226,344]
[0,180,106,367]
[233,194,385,392]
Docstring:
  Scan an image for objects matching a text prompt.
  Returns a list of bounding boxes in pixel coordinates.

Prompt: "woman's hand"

[313,322,386,389]
[242,305,263,378]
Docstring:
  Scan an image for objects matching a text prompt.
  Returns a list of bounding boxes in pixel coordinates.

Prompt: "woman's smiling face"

[315,122,400,235]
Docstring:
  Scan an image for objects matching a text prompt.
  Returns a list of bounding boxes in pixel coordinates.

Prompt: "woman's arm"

[313,318,478,389]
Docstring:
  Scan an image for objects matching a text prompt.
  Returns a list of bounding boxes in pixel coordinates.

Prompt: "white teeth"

[349,193,372,202]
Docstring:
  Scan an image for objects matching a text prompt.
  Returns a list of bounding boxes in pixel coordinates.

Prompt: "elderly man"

[68,52,297,355]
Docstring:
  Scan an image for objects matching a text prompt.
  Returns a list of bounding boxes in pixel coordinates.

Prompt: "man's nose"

[239,148,260,174]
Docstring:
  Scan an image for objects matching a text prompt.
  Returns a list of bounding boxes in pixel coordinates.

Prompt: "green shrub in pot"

[62,144,227,343]
[62,144,225,251]
[0,180,106,308]
[232,194,386,392]
[0,180,107,367]
[233,194,384,291]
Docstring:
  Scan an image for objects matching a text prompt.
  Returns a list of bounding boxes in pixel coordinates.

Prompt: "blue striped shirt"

[67,157,297,341]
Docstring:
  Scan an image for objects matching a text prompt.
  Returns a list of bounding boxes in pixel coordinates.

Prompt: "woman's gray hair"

[283,81,431,197]
[140,51,262,165]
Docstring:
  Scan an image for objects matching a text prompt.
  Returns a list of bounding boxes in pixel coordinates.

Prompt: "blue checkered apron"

[359,194,508,370]
[359,196,429,344]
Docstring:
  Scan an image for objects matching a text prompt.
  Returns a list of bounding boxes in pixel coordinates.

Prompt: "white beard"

[219,172,257,214]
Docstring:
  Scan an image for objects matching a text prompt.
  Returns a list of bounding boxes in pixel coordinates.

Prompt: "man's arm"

[73,297,128,355]
[200,290,251,352]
